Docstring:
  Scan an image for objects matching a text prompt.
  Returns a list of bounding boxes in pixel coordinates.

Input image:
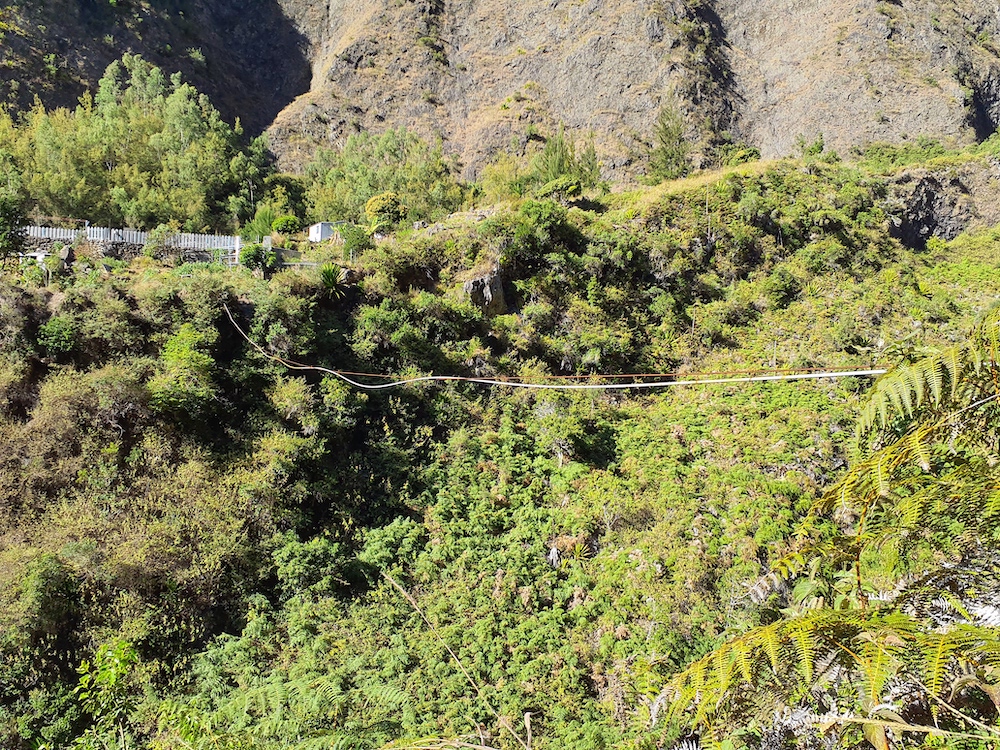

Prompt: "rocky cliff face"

[267,0,1000,177]
[5,0,1000,181]
[268,0,725,176]
[719,0,1000,157]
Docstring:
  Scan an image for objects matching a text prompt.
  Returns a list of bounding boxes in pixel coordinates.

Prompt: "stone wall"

[24,237,221,264]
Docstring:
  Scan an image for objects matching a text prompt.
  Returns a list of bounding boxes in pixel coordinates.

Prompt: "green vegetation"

[664,307,1000,747]
[649,103,690,182]
[479,126,601,204]
[852,135,948,171]
[3,50,1000,750]
[306,127,465,227]
[0,55,468,237]
[0,186,27,261]
[0,54,255,231]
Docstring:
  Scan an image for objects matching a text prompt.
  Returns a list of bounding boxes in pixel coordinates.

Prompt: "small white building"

[308,222,345,243]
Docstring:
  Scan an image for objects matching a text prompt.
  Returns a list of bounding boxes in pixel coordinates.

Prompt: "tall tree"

[649,103,690,182]
[0,149,26,264]
[15,54,245,231]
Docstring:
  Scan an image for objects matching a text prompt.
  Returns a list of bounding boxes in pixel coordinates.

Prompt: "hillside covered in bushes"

[3,52,1000,750]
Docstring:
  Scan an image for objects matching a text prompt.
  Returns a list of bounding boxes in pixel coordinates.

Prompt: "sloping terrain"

[0,0,311,134]
[718,0,1000,156]
[265,0,1000,176]
[3,146,1000,747]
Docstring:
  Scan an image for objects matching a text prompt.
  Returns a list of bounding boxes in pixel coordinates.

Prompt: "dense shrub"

[271,215,301,234]
[0,139,996,750]
[37,315,77,357]
[365,191,405,230]
[239,242,278,272]
[306,127,463,225]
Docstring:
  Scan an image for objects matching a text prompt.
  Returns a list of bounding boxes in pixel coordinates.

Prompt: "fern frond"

[942,345,963,399]
[787,621,816,683]
[760,622,783,676]
[361,682,411,709]
[712,643,736,698]
[920,355,942,406]
[874,453,891,498]
[921,632,959,702]
[972,303,1000,363]
[985,488,1000,522]
[733,638,755,684]
[856,616,912,705]
[906,424,934,472]
[896,489,928,530]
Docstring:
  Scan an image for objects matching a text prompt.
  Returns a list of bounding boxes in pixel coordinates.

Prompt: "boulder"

[463,267,506,316]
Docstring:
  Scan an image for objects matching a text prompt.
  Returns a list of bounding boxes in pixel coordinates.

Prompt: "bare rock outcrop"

[717,0,1000,157]
[886,159,1000,248]
[463,267,507,316]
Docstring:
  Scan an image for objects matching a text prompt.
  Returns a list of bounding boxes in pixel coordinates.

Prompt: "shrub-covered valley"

[4,51,1000,750]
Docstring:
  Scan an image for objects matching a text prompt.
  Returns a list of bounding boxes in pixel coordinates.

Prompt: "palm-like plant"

[156,674,412,749]
[320,262,350,300]
[658,304,1000,748]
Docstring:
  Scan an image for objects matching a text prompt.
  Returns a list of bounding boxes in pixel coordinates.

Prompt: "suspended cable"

[224,305,887,392]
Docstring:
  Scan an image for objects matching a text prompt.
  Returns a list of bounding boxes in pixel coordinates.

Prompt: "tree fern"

[922,632,960,701]
[787,620,817,683]
[660,308,1000,743]
[662,608,1000,740]
[858,303,1000,441]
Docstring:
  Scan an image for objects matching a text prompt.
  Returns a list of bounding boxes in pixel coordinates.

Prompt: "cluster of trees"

[0,54,268,232]
[0,56,468,240]
[305,127,465,228]
[0,49,761,255]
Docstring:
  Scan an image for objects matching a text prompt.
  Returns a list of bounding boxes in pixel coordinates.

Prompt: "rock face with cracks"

[266,0,1000,178]
[4,0,1000,179]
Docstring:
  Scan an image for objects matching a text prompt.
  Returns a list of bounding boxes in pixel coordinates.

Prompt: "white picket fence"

[26,225,242,259]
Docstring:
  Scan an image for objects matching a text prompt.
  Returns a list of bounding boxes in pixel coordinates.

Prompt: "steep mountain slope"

[718,0,1000,156]
[0,0,311,135]
[267,0,1000,176]
[268,0,710,176]
[2,0,1000,180]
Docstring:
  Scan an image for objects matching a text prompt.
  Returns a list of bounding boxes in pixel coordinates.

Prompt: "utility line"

[333,364,862,380]
[224,305,887,392]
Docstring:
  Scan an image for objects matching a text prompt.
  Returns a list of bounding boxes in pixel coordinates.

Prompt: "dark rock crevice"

[0,0,312,136]
[887,170,977,250]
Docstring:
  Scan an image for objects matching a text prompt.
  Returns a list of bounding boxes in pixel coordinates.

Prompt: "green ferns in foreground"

[663,307,1000,748]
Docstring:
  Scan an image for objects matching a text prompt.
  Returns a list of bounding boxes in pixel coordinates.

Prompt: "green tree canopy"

[0,184,26,263]
[649,102,690,182]
[305,127,464,226]
[2,54,256,231]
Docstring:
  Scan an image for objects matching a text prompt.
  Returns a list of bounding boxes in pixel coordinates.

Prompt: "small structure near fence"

[24,224,242,266]
[308,222,346,243]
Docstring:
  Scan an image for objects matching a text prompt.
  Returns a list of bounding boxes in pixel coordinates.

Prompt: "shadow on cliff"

[197,0,313,135]
[66,0,312,136]
[674,0,743,139]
